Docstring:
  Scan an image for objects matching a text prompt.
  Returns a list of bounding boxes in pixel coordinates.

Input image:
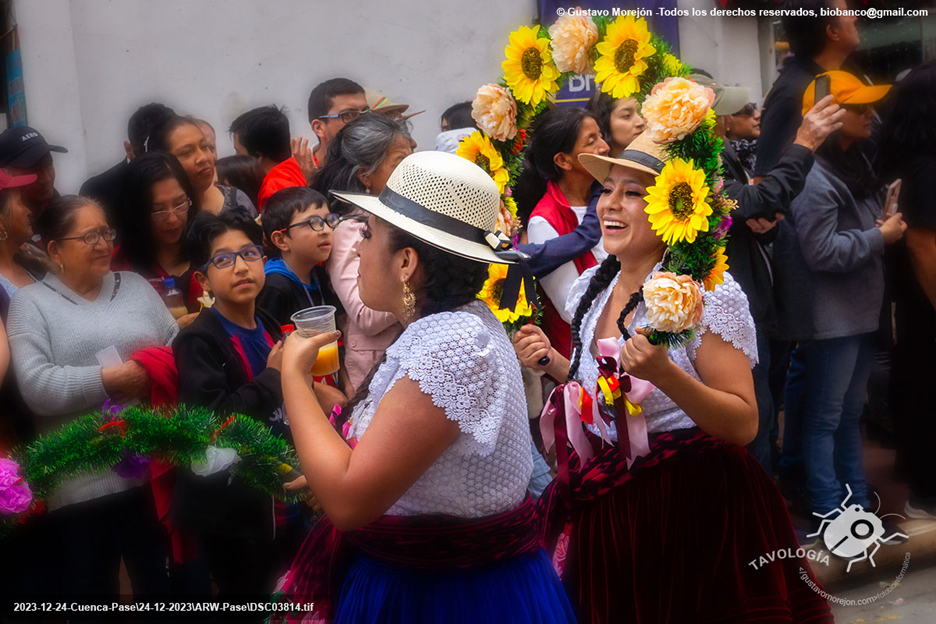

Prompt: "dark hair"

[228,105,291,163]
[216,155,266,208]
[0,189,51,277]
[347,220,489,410]
[35,195,103,245]
[878,62,936,177]
[184,209,264,270]
[194,118,214,134]
[586,92,621,151]
[307,78,365,123]
[116,152,200,271]
[441,101,476,131]
[513,106,595,225]
[147,116,201,154]
[128,103,177,155]
[311,114,412,214]
[261,186,329,258]
[566,255,644,381]
[782,0,836,59]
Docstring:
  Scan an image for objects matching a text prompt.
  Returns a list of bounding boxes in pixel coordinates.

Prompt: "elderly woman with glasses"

[112,151,204,328]
[7,194,178,601]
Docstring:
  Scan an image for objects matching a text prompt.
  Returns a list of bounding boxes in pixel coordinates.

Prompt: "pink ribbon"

[540,382,594,464]
[596,338,653,468]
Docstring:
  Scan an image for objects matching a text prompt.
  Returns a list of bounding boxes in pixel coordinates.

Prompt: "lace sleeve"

[391,309,508,456]
[564,264,601,319]
[687,272,758,367]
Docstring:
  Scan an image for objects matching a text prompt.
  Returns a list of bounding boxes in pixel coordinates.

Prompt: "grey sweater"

[7,271,178,509]
[773,159,885,342]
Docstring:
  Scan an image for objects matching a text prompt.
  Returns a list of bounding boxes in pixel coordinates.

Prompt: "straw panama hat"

[331,151,515,265]
[578,132,668,183]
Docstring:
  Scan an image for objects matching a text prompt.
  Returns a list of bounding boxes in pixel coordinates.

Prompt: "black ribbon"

[496,250,540,313]
[615,148,665,174]
[378,186,497,249]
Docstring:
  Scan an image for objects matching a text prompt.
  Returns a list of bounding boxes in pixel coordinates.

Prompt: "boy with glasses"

[172,209,286,601]
[307,77,368,167]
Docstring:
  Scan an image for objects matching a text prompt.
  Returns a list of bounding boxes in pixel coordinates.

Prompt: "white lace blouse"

[345,300,532,518]
[566,264,758,441]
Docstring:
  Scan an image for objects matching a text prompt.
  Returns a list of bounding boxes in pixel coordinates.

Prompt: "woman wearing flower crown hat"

[514,116,833,621]
[271,151,576,623]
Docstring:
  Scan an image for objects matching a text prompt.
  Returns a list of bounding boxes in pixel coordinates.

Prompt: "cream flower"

[548,13,599,74]
[471,84,518,142]
[642,271,704,334]
[641,77,715,144]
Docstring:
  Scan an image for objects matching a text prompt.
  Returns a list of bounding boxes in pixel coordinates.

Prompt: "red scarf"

[273,497,540,623]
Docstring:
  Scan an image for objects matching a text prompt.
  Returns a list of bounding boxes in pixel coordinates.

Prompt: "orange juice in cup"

[291,306,340,377]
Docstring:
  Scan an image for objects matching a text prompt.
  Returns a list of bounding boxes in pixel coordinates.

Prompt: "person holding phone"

[773,71,905,525]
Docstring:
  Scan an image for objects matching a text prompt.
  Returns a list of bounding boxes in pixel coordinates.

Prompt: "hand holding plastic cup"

[291,306,340,376]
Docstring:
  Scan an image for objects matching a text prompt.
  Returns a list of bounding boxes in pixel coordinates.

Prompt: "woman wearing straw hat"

[514,130,833,622]
[272,151,575,623]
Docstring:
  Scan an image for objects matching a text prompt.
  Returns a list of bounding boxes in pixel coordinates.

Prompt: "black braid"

[567,255,621,382]
[616,289,645,340]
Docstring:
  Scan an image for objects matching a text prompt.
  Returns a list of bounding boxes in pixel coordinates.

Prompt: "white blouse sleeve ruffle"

[687,272,759,368]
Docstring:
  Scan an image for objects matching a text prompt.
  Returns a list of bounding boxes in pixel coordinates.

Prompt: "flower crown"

[463,13,734,347]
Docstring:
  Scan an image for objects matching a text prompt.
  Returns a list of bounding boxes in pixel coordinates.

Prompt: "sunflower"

[704,248,729,291]
[456,131,510,194]
[478,263,534,325]
[502,25,561,107]
[593,15,656,99]
[644,158,713,244]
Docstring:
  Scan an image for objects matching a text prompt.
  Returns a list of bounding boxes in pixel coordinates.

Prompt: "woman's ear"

[554,151,574,173]
[356,168,371,192]
[399,247,421,283]
[45,241,61,266]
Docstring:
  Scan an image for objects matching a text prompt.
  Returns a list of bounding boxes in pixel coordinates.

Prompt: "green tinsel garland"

[1,405,302,537]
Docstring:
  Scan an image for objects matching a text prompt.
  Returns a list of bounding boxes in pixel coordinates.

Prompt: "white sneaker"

[904,499,936,520]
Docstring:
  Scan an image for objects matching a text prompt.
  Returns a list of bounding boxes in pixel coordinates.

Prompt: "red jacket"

[529,181,598,359]
[258,157,306,212]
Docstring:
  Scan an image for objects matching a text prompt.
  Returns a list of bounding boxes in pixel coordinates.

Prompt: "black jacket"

[256,266,335,328]
[80,159,129,225]
[171,307,284,540]
[722,142,814,330]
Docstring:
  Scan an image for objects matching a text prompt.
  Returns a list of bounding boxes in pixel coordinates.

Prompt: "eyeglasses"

[55,229,117,245]
[318,109,369,124]
[280,213,342,233]
[733,103,758,116]
[151,198,192,222]
[201,244,263,271]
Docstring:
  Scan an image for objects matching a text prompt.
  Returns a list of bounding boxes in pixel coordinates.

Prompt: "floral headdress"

[465,13,733,346]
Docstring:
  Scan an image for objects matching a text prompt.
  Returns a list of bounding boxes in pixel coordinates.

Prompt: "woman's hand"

[620,327,675,384]
[284,475,323,513]
[282,330,341,378]
[878,211,908,244]
[102,360,151,402]
[513,325,553,370]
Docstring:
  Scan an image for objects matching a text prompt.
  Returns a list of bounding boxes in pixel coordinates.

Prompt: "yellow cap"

[802,71,891,115]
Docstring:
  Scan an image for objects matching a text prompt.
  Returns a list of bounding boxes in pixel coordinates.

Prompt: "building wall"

[14,0,536,192]
[14,0,769,193]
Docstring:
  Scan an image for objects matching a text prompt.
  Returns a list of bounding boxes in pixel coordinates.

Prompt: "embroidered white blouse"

[346,300,532,518]
[566,264,758,441]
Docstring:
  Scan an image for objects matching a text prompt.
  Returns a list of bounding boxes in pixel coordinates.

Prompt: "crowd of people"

[0,0,934,622]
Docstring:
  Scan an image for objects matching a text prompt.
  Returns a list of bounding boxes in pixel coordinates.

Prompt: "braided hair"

[566,255,645,382]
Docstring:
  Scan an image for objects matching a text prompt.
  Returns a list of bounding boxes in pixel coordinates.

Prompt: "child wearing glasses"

[172,209,287,601]
[258,186,341,327]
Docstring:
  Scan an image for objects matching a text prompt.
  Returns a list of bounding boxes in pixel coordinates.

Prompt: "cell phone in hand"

[885,179,902,217]
[815,74,832,103]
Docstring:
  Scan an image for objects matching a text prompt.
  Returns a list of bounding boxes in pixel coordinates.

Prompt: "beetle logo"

[807,484,908,573]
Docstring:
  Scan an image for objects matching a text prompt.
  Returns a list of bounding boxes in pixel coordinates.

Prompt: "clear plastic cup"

[291,306,340,377]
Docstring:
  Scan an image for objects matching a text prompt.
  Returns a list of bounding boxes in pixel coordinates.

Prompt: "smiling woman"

[5,194,179,605]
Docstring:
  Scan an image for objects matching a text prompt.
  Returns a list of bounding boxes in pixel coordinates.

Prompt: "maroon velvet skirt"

[538,429,834,624]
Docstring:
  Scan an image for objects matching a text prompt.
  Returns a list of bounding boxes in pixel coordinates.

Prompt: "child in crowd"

[172,210,286,600]
[258,186,339,326]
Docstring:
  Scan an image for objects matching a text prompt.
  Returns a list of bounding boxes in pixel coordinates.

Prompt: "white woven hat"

[331,151,515,264]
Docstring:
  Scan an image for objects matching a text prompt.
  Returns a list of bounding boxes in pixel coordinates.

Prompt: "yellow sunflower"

[644,158,713,244]
[478,263,534,324]
[662,52,683,75]
[704,248,729,291]
[594,15,656,99]
[502,25,561,107]
[456,131,510,194]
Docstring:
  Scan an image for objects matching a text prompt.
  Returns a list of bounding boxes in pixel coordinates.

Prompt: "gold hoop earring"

[401,280,416,320]
[0,229,8,241]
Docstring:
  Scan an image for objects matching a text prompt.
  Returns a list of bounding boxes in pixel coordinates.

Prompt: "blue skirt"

[334,547,576,624]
